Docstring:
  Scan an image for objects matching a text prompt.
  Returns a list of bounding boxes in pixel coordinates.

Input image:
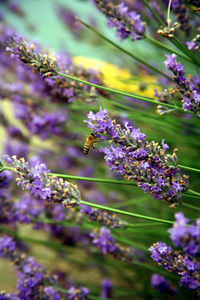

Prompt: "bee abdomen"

[83,145,89,155]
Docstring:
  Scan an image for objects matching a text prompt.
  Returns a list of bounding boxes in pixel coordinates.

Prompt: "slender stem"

[2,166,200,198]
[167,0,173,28]
[181,192,200,199]
[178,164,200,173]
[182,202,200,211]
[146,36,192,62]
[127,222,167,228]
[48,172,136,186]
[77,17,172,80]
[188,189,200,197]
[4,161,200,176]
[57,71,185,112]
[80,200,173,224]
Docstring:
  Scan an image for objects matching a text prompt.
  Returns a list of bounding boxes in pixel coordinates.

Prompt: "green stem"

[178,164,200,173]
[80,200,173,224]
[2,165,200,198]
[182,202,200,211]
[127,222,167,228]
[48,172,136,186]
[188,189,200,197]
[76,17,172,80]
[167,0,173,28]
[57,71,185,112]
[146,36,192,62]
[181,192,200,199]
[52,164,200,176]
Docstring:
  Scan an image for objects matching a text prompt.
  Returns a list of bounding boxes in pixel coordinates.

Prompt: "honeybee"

[83,133,98,155]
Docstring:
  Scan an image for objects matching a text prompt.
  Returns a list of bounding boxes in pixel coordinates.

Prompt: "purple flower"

[0,235,60,299]
[3,155,81,208]
[68,286,89,300]
[186,34,200,52]
[0,170,12,189]
[93,0,145,41]
[149,242,200,292]
[85,106,117,139]
[90,227,141,263]
[91,227,116,254]
[80,204,127,229]
[0,235,16,257]
[164,54,200,117]
[151,274,177,295]
[169,213,200,256]
[161,139,169,152]
[15,195,44,225]
[100,278,112,299]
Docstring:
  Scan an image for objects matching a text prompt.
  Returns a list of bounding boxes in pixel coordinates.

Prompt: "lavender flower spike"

[80,204,127,229]
[85,107,189,206]
[149,242,200,293]
[7,36,58,77]
[91,227,143,263]
[169,212,200,256]
[164,54,200,117]
[3,155,81,208]
[93,0,145,41]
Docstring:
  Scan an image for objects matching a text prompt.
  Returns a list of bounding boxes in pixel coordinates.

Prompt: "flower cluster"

[68,286,89,300]
[168,212,200,256]
[7,35,104,104]
[91,227,143,263]
[149,242,200,292]
[0,235,60,299]
[187,34,200,51]
[7,36,59,77]
[164,54,200,116]
[80,204,127,229]
[151,274,177,296]
[93,0,145,41]
[4,155,81,208]
[85,107,189,206]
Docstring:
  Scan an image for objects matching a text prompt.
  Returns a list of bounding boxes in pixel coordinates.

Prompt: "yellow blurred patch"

[73,56,161,98]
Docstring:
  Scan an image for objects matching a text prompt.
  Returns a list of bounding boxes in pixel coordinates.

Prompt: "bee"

[83,133,98,155]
